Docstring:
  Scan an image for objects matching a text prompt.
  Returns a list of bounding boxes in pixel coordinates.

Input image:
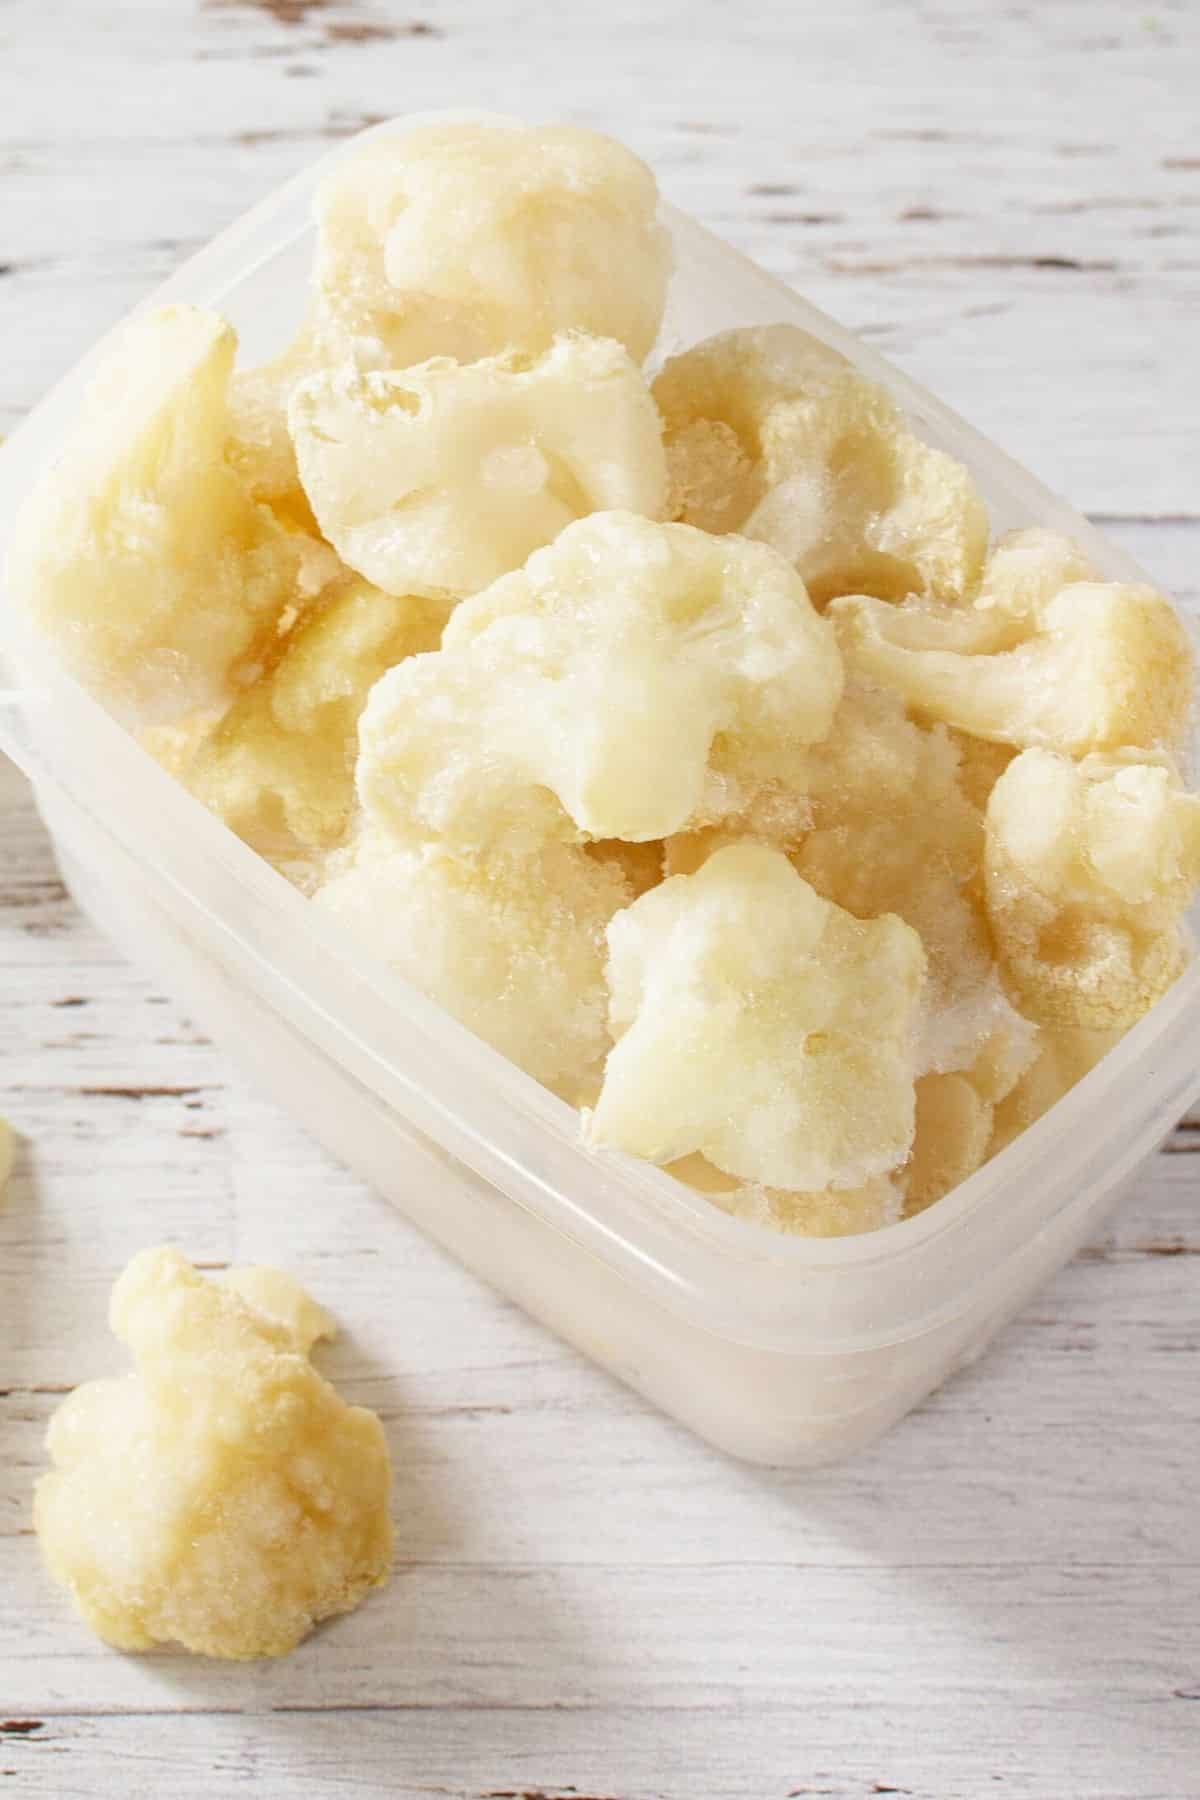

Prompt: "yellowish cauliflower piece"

[33,1247,392,1660]
[988,1023,1124,1155]
[668,1152,903,1238]
[6,306,338,724]
[831,578,1192,756]
[903,1073,995,1216]
[313,121,671,370]
[654,324,988,607]
[290,337,667,601]
[181,579,448,854]
[588,844,925,1190]
[984,747,1200,1030]
[356,512,842,855]
[314,835,630,1098]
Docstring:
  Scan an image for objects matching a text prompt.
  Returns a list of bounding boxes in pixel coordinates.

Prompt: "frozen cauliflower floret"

[787,684,1035,1093]
[33,1247,392,1660]
[975,527,1097,626]
[182,579,448,854]
[668,1152,902,1238]
[988,1023,1123,1155]
[903,1073,995,1216]
[831,578,1193,756]
[588,844,925,1190]
[6,306,339,725]
[357,512,842,853]
[653,324,988,607]
[314,834,629,1096]
[290,336,667,600]
[984,748,1200,1030]
[313,121,671,370]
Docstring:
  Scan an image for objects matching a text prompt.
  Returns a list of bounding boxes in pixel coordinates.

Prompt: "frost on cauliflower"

[314,834,629,1099]
[667,1152,903,1238]
[355,512,843,855]
[289,336,667,600]
[984,747,1200,1030]
[831,562,1193,757]
[179,579,448,854]
[6,306,339,725]
[588,844,925,1190]
[653,324,988,608]
[312,121,671,370]
[33,1247,392,1661]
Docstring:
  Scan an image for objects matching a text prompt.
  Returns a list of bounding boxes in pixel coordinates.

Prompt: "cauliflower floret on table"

[667,1152,903,1238]
[289,336,667,601]
[313,120,671,370]
[33,1247,392,1660]
[831,574,1192,756]
[176,579,448,855]
[654,324,988,608]
[984,747,1200,1030]
[355,512,842,855]
[6,306,339,725]
[315,834,630,1099]
[588,844,925,1191]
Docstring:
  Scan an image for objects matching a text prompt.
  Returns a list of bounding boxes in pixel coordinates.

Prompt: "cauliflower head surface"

[34,1247,392,1660]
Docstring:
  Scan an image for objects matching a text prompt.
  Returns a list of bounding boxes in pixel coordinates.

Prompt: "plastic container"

[2,119,1198,1467]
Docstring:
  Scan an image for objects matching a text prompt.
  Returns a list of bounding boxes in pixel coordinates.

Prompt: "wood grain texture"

[1,2,1198,1797]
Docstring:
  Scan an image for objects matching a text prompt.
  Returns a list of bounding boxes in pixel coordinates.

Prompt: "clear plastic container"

[2,119,1198,1467]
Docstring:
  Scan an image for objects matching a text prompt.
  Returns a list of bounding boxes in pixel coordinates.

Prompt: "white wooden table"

[2,3,1198,1795]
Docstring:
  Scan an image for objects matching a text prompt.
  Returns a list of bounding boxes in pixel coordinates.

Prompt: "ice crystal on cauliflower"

[34,1248,392,1660]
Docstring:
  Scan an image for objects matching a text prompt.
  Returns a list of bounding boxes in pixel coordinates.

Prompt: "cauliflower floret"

[313,121,670,369]
[290,336,667,600]
[179,580,448,854]
[6,306,339,725]
[588,844,925,1190]
[831,579,1193,756]
[356,513,842,854]
[653,324,988,607]
[33,1247,392,1660]
[984,748,1200,1029]
[663,686,1036,1097]
[668,1152,902,1238]
[229,123,670,510]
[988,1023,1124,1155]
[314,834,629,1098]
[903,1073,995,1215]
